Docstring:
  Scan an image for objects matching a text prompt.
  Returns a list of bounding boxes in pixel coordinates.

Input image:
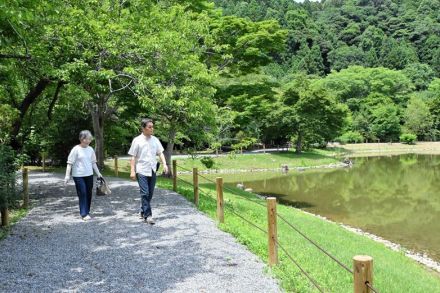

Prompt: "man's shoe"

[145,216,155,225]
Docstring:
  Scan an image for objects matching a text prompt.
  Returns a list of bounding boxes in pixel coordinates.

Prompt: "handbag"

[96,177,111,196]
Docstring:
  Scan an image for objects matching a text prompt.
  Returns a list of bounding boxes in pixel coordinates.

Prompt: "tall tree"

[403,95,433,139]
[278,74,348,153]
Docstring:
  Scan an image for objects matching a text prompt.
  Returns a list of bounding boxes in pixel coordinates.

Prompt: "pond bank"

[300,209,440,274]
[177,162,349,175]
[332,141,440,157]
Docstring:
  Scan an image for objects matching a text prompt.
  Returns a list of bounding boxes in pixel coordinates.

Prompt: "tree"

[419,36,440,76]
[402,63,435,91]
[291,44,325,76]
[278,74,348,153]
[403,95,433,139]
[370,103,401,142]
[0,1,59,150]
[128,5,217,173]
[328,45,366,71]
[214,73,281,146]
[426,79,440,139]
[206,16,287,75]
[35,1,155,168]
[320,66,414,107]
[339,23,361,45]
[380,39,419,70]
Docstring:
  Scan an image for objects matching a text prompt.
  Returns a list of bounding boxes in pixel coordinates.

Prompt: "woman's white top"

[128,134,164,177]
[67,145,97,177]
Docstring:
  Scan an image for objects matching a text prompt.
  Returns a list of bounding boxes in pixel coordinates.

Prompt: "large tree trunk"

[90,96,105,169]
[10,78,51,150]
[164,128,177,177]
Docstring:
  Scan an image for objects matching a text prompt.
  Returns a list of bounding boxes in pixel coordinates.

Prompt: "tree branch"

[10,78,51,149]
[47,81,66,120]
[104,73,136,102]
[7,20,30,59]
[0,53,31,60]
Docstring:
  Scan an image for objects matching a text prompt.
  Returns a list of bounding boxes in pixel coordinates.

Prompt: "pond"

[199,154,440,262]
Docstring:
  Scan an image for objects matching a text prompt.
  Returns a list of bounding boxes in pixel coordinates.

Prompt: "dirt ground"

[329,141,440,157]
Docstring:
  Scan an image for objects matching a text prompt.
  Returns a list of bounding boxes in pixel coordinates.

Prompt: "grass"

[0,207,28,240]
[180,149,341,171]
[157,177,440,292]
[102,149,342,174]
[329,141,440,157]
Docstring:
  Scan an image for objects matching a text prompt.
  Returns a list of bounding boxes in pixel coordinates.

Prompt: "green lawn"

[177,149,342,171]
[104,149,342,174]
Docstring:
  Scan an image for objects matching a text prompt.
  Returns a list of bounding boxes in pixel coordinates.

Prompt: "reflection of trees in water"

[239,154,440,259]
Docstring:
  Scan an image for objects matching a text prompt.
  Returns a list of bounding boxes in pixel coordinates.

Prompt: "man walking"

[128,118,168,224]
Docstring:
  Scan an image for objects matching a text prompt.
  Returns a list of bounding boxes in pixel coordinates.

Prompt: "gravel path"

[0,172,281,293]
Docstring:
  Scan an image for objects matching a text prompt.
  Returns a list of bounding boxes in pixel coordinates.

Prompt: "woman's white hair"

[79,130,93,141]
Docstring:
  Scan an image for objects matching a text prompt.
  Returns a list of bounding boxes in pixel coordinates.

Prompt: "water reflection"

[217,154,440,262]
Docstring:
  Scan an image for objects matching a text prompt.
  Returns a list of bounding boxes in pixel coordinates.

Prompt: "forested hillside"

[214,0,440,76]
[210,0,440,149]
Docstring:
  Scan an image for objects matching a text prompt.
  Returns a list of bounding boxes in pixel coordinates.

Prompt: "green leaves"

[404,95,433,139]
[277,73,348,152]
[208,16,287,75]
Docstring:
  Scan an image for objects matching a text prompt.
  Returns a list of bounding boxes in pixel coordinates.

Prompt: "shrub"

[232,137,258,152]
[336,131,364,144]
[0,145,18,209]
[400,133,417,144]
[200,156,215,169]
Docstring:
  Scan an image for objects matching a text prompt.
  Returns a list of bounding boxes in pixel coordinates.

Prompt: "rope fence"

[197,167,354,275]
[277,214,353,274]
[173,160,379,293]
[197,186,268,235]
[197,173,267,208]
[366,281,379,293]
[277,240,325,293]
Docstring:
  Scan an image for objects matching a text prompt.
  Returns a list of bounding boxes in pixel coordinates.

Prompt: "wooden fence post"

[267,197,278,266]
[353,255,373,293]
[1,207,9,227]
[42,152,46,172]
[172,160,177,192]
[193,167,199,207]
[114,155,118,177]
[216,177,224,223]
[22,168,29,209]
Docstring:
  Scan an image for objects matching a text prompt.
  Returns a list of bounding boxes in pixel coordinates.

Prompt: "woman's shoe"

[82,215,92,221]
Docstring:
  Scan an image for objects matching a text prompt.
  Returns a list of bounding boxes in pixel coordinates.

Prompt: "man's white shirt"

[128,134,164,176]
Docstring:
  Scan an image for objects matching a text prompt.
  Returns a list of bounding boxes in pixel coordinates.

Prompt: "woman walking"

[64,130,102,221]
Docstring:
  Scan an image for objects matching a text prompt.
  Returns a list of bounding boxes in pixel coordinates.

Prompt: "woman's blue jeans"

[137,172,157,219]
[73,175,94,217]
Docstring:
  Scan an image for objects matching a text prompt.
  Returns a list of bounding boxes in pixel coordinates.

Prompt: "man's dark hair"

[141,118,153,128]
